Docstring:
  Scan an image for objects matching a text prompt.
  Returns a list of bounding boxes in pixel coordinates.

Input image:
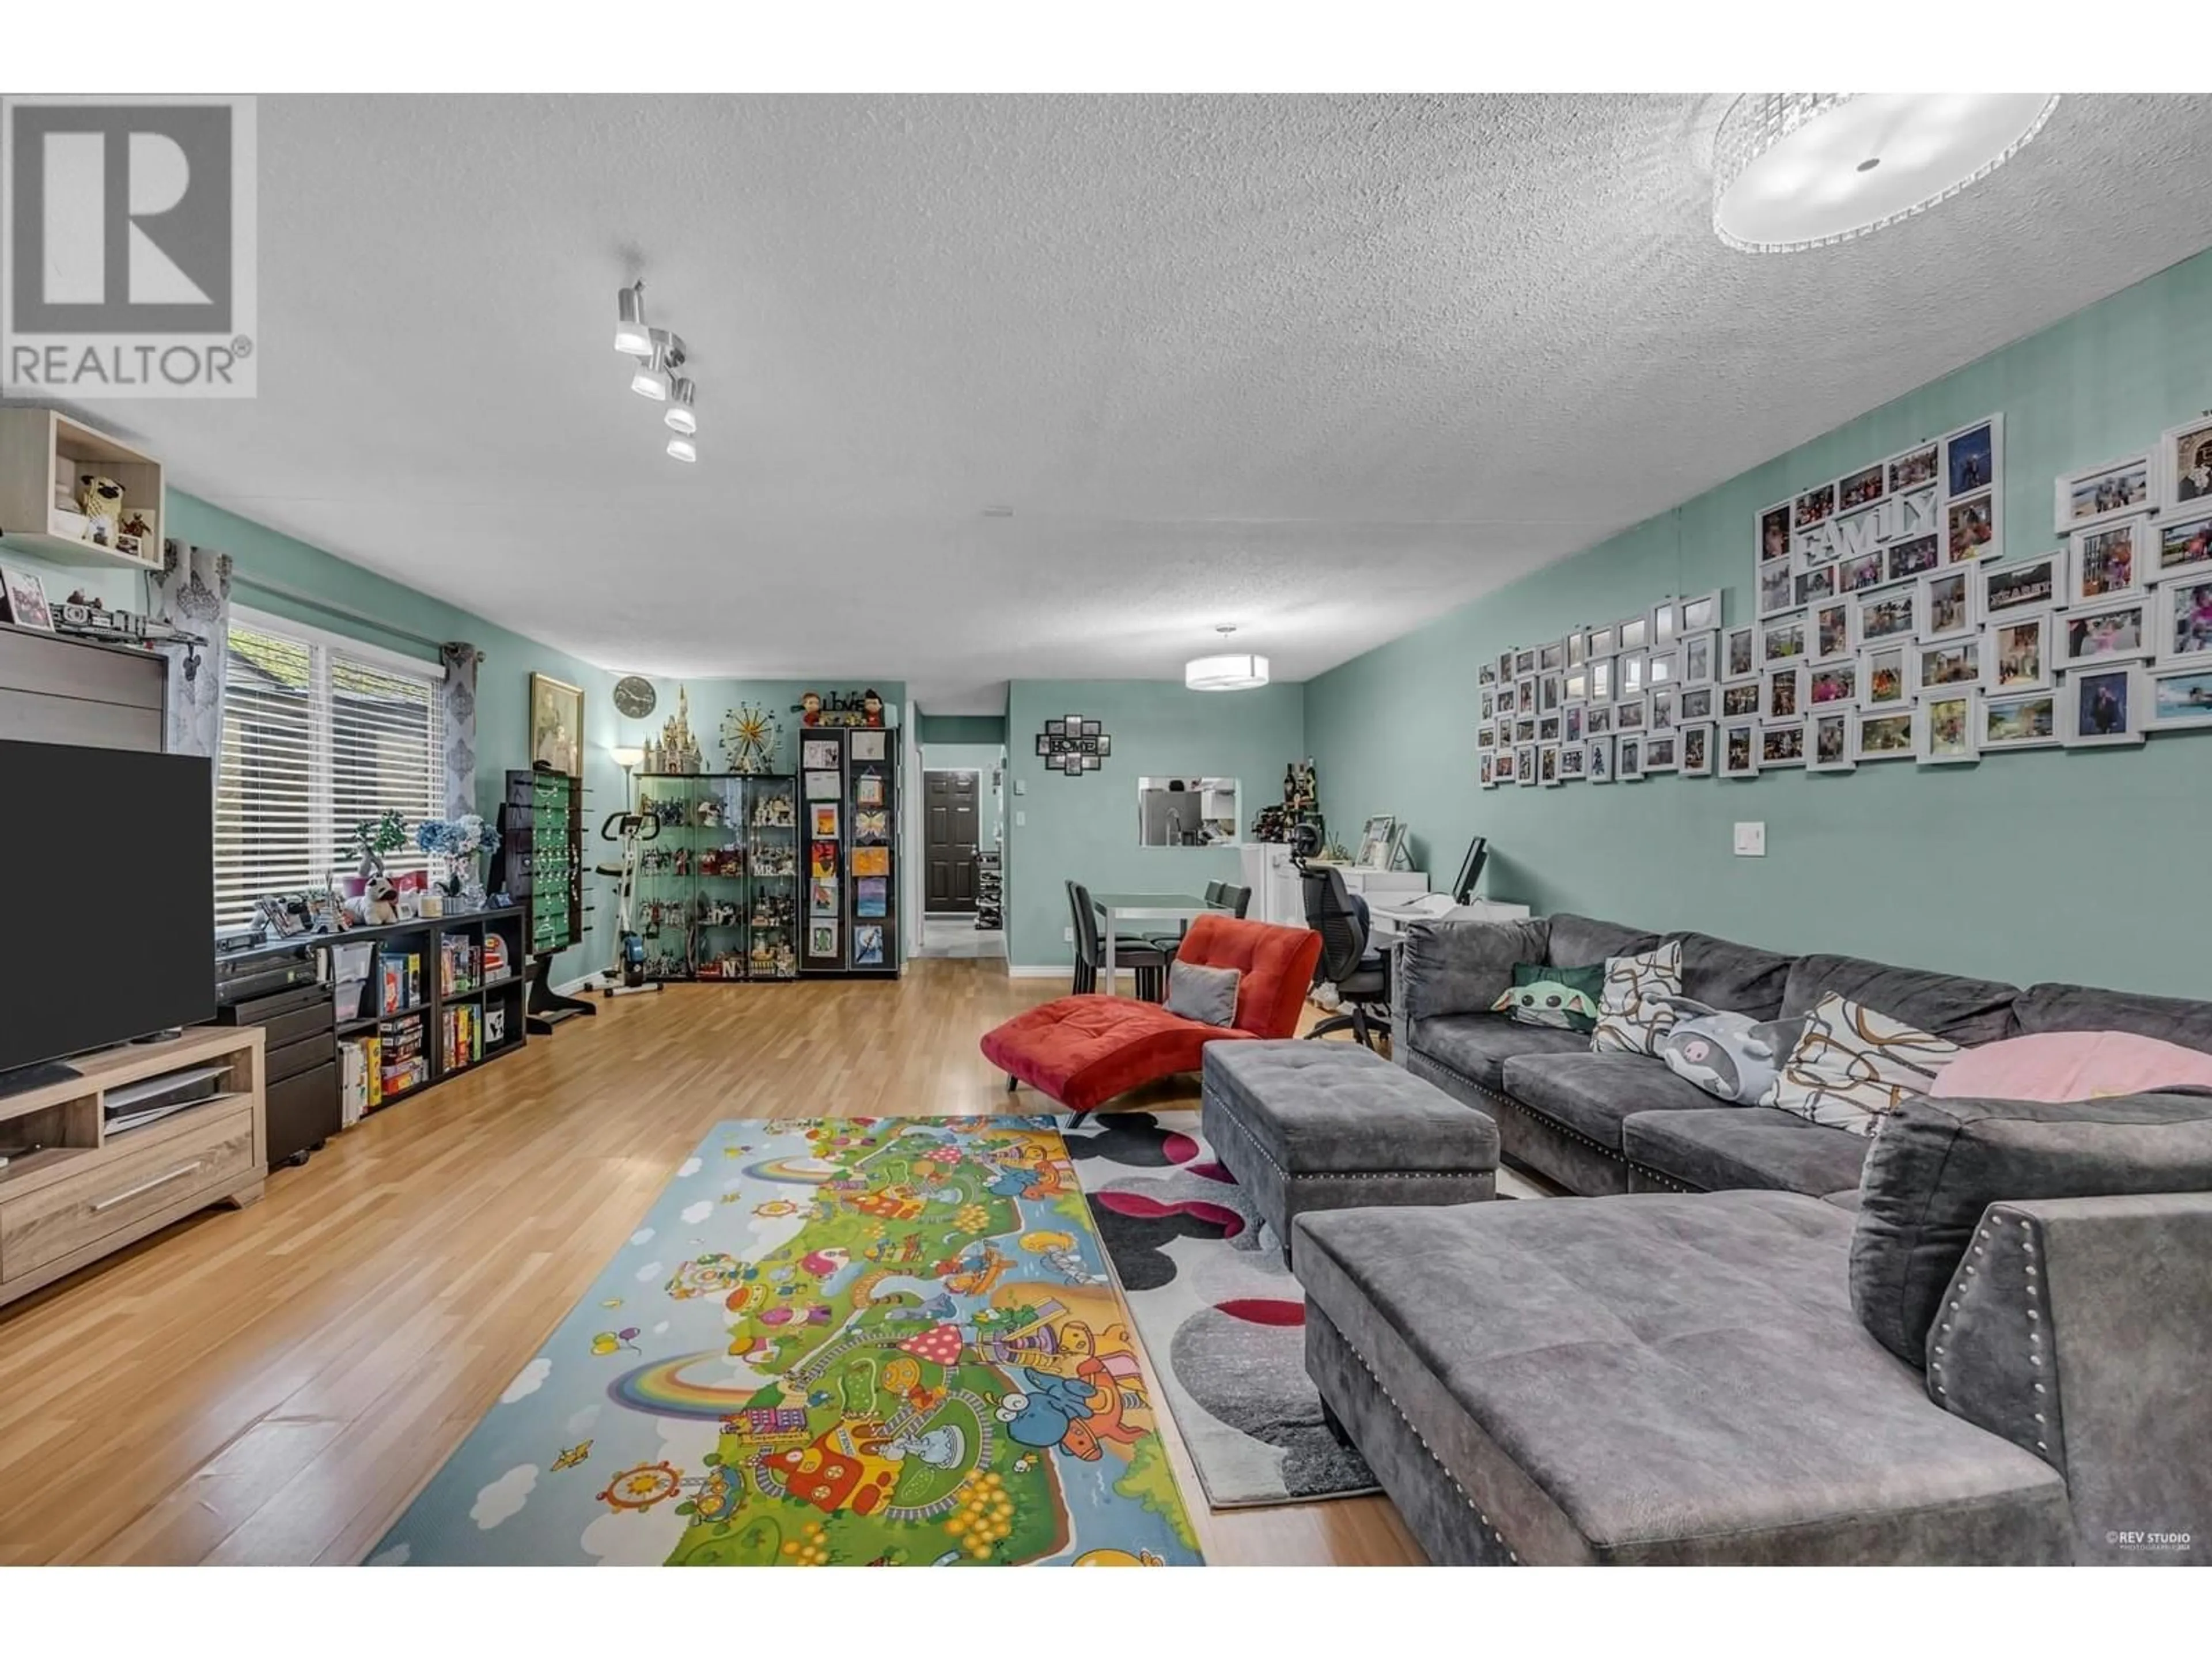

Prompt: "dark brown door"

[923,770,980,913]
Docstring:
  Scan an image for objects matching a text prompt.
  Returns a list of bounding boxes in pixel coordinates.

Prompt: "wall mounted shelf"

[0,408,166,573]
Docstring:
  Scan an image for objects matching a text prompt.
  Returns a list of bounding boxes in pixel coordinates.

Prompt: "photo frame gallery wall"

[1474,406,2212,791]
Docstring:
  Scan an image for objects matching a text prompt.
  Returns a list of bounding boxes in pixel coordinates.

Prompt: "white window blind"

[215,613,445,931]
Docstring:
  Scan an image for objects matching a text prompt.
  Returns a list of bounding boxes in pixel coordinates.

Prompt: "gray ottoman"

[1202,1039,1499,1264]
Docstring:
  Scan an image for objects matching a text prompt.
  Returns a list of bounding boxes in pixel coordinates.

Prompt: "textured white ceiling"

[59,94,2212,712]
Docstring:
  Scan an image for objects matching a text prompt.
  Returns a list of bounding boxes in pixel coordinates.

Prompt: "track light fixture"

[612,284,702,459]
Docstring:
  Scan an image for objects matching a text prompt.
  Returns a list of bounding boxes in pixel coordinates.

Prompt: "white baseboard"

[1007,965,1140,982]
[554,974,601,996]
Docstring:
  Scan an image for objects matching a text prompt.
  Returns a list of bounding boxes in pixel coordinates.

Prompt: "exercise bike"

[593,807,664,996]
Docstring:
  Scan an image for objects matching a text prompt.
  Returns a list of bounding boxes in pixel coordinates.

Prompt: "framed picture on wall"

[2060,598,2150,668]
[1859,643,1908,710]
[1984,612,2054,694]
[2156,574,2212,669]
[1538,744,1561,787]
[1585,703,1614,737]
[1759,721,1806,769]
[1539,639,1567,674]
[1925,562,1985,638]
[528,672,584,777]
[1982,689,2060,750]
[1855,709,1915,762]
[1559,743,1587,781]
[1911,637,1982,698]
[1681,590,1724,634]
[2055,452,2153,534]
[2158,513,2212,582]
[1888,440,1940,496]
[2147,664,2212,732]
[1616,734,1645,781]
[1759,612,1807,666]
[1678,630,1716,685]
[1587,623,1619,660]
[1479,753,1497,789]
[2070,517,2147,605]
[1758,502,1793,566]
[2160,416,2212,514]
[1807,707,1855,774]
[1915,692,1979,766]
[2061,663,2146,748]
[1585,734,1616,784]
[1719,720,1759,779]
[1650,597,1682,647]
[1984,550,2062,615]
[1722,624,1758,681]
[1679,721,1714,777]
[1679,685,1715,722]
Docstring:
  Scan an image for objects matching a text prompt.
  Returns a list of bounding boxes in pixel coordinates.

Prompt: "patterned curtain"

[149,539,233,767]
[440,642,482,819]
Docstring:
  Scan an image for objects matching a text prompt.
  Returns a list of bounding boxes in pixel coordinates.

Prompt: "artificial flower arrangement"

[416,814,501,911]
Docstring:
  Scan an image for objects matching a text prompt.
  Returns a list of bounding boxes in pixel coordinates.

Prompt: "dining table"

[1090,890,1217,995]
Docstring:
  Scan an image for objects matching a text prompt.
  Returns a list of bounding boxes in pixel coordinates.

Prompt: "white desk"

[1363,896,1531,942]
[1240,846,1432,928]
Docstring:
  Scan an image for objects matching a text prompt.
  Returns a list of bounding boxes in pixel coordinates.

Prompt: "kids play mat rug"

[1064,1111,1378,1508]
[372,1117,1199,1567]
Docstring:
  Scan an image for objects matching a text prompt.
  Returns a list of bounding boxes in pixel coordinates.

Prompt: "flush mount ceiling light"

[664,376,697,435]
[613,282,650,355]
[1185,625,1270,691]
[1713,94,2059,254]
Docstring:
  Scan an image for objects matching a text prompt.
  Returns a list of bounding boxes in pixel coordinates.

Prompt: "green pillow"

[1491,960,1605,1033]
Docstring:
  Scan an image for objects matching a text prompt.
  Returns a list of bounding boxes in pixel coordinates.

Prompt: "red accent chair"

[982,914,1323,1118]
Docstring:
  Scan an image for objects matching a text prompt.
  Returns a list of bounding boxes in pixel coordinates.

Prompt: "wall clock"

[613,675,658,718]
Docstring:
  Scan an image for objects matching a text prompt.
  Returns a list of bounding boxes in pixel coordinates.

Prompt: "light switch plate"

[1015,810,1026,828]
[1014,779,1027,795]
[1733,821,1766,857]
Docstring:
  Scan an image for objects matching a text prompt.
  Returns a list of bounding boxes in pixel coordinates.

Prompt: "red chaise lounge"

[982,914,1322,1119]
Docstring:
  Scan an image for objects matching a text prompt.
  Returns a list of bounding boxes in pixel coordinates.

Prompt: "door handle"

[91,1161,204,1212]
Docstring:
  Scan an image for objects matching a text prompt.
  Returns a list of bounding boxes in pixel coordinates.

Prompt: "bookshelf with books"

[329,906,528,1118]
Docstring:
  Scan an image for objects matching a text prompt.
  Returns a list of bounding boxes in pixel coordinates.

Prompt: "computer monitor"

[1450,836,1489,903]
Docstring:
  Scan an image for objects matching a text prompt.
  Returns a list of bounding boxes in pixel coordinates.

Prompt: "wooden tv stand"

[0,1026,266,1312]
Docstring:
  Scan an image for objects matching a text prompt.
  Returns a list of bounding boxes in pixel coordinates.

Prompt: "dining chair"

[1073,881,1169,1002]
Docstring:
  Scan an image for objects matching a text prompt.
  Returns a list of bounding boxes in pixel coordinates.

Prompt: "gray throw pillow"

[1851,1089,2212,1366]
[1164,960,1241,1028]
[1653,994,1805,1104]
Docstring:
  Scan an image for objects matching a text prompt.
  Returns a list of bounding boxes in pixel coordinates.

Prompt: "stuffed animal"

[77,474,125,543]
[1654,995,1804,1104]
[343,874,402,927]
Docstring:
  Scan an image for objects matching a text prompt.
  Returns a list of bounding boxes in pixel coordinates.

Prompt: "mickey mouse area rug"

[369,1116,1199,1566]
[1062,1110,1381,1508]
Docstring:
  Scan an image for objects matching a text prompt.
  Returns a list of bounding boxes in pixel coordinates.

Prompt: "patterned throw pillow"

[1590,940,1685,1056]
[1491,961,1604,1033]
[1766,992,1963,1135]
[1655,995,1805,1104]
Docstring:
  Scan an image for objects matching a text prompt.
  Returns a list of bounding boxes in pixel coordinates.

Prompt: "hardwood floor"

[0,963,1422,1566]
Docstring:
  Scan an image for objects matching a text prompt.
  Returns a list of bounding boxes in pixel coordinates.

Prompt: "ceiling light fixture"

[664,377,697,435]
[629,347,668,402]
[613,281,650,355]
[1712,94,2059,254]
[1185,625,1270,692]
[666,435,697,464]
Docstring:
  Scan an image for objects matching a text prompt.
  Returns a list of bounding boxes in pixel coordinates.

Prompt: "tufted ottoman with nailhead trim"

[1201,1039,1498,1266]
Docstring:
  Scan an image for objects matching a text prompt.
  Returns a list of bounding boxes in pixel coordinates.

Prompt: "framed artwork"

[1355,816,1397,869]
[1854,709,1916,762]
[1539,744,1562,787]
[2060,599,2150,668]
[1983,612,2053,694]
[2055,452,2153,533]
[1758,721,1805,769]
[1537,639,1566,675]
[1614,695,1646,733]
[810,803,839,838]
[1479,690,1495,721]
[1944,417,1998,496]
[810,877,838,915]
[1981,689,2060,751]
[804,737,841,769]
[2147,665,2212,732]
[1497,650,1514,684]
[1585,735,1616,784]
[1794,480,1836,531]
[1587,657,1615,706]
[1679,721,1714,777]
[1514,717,1537,744]
[1566,628,1589,669]
[528,672,584,777]
[1719,719,1759,779]
[851,731,888,762]
[1619,614,1650,653]
[1478,753,1497,789]
[1588,623,1619,659]
[2070,517,2146,604]
[2061,662,2146,748]
[810,839,840,878]
[1678,629,1716,685]
[1679,685,1715,722]
[805,768,842,799]
[1911,637,1982,698]
[1681,590,1724,634]
[1616,733,1645,781]
[1517,677,1537,714]
[1759,612,1806,666]
[1889,440,1940,496]
[1758,560,1794,619]
[1807,660,1858,708]
[1838,463,1885,514]
[1537,714,1562,744]
[1586,703,1614,737]
[2160,416,2212,513]
[1647,685,1679,731]
[2156,575,2212,670]
[809,921,839,959]
[1859,643,1908,710]
[1984,551,2062,616]
[1889,532,1944,583]
[1920,567,1979,642]
[1759,502,1794,566]
[1810,597,1854,663]
[1559,744,1588,781]
[1563,704,1586,745]
[1563,666,1589,703]
[1794,564,1838,606]
[1721,681,1761,718]
[854,925,886,967]
[2157,513,2212,582]
[1837,550,1887,594]
[1620,649,1649,698]
[851,846,891,877]
[1855,585,1917,645]
[1806,707,1855,774]
[1513,647,1538,678]
[1650,597,1683,647]
[1539,671,1563,713]
[1915,692,1979,766]
[1646,649,1677,687]
[1516,747,1537,787]
[1723,624,1758,681]
[1763,664,1805,721]
[1944,494,1997,564]
[1642,732,1678,773]
[1476,722,1497,751]
[1479,664,1498,687]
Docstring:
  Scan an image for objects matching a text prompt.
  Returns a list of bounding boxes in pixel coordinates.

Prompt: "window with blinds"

[215,614,445,931]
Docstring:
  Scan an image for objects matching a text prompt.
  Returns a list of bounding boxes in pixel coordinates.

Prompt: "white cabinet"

[1241,847,1486,929]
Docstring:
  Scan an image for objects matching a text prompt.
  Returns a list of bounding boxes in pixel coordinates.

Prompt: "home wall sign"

[1035,714,1112,775]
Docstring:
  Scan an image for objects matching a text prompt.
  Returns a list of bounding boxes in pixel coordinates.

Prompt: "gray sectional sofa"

[1389,911,2204,1202]
[1292,913,2212,1565]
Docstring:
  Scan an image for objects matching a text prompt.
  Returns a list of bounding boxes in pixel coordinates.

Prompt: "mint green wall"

[1005,680,1305,968]
[916,713,1006,745]
[1304,250,2212,996]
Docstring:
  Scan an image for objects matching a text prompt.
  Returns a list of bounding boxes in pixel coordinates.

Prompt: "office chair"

[1300,864,1389,1050]
[1069,880,1169,1002]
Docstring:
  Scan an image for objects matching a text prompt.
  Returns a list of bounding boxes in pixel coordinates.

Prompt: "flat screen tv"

[0,740,214,1086]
